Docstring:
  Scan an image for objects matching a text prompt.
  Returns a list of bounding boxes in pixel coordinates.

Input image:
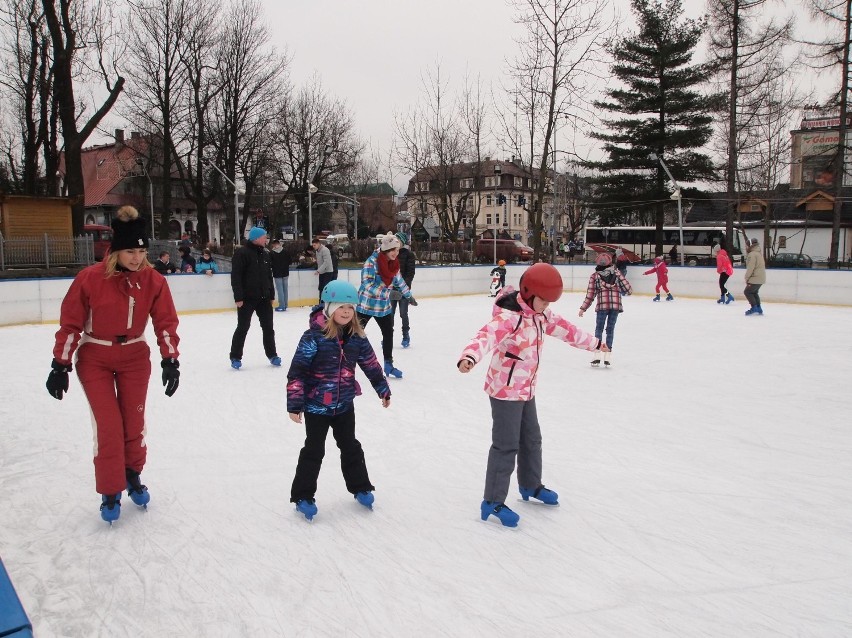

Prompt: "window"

[485,176,499,188]
[459,178,474,189]
[514,176,523,188]
[415,181,429,193]
[779,235,787,248]
[750,204,761,212]
[486,214,492,225]
[486,195,492,206]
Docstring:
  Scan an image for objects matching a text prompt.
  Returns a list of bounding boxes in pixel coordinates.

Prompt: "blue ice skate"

[666,293,674,301]
[725,293,734,304]
[269,356,282,366]
[652,294,660,302]
[125,468,150,508]
[100,493,121,524]
[354,491,374,509]
[480,501,520,527]
[519,485,559,505]
[295,499,318,521]
[401,335,410,348]
[717,295,725,304]
[384,361,403,379]
[230,359,242,370]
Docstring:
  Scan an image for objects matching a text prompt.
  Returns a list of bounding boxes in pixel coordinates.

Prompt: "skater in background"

[579,252,632,367]
[46,206,181,523]
[744,238,766,315]
[313,237,334,303]
[713,243,734,304]
[391,232,416,348]
[178,245,196,273]
[489,260,507,297]
[229,227,280,369]
[614,248,629,279]
[153,251,177,275]
[644,256,673,301]
[357,232,418,379]
[457,263,605,528]
[668,244,679,266]
[287,280,391,521]
[195,248,218,276]
[270,239,290,311]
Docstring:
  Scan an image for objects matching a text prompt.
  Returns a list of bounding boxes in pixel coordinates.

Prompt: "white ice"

[1,292,851,637]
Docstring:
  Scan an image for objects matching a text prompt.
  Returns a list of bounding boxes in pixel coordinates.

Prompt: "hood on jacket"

[308,304,327,331]
[493,286,540,318]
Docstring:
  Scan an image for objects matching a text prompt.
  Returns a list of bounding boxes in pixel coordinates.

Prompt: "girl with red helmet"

[456,263,606,528]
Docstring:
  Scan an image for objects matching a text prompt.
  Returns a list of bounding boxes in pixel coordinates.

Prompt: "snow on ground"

[1,291,851,637]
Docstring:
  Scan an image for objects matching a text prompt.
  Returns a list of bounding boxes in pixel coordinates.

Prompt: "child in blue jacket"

[286,280,391,520]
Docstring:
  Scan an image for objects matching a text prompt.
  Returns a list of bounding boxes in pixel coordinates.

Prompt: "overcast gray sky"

[263,0,828,190]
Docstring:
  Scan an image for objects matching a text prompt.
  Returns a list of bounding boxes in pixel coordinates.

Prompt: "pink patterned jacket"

[458,288,600,401]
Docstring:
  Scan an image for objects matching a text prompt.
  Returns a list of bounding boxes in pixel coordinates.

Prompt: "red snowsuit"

[53,262,180,495]
[643,258,670,294]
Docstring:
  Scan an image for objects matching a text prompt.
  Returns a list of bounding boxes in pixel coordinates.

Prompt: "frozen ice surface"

[1,293,851,637]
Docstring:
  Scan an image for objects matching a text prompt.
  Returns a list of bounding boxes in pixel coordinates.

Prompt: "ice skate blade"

[517,498,560,507]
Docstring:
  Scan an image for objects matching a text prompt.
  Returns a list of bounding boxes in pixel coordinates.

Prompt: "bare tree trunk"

[830,0,852,268]
[725,0,740,256]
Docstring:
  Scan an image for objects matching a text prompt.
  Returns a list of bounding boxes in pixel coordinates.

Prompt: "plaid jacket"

[357,251,412,317]
[579,268,632,313]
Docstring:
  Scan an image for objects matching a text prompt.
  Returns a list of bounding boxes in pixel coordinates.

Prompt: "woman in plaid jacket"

[578,252,632,367]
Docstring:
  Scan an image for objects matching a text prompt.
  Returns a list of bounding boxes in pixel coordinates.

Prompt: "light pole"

[649,152,684,267]
[313,190,360,240]
[206,161,240,247]
[136,158,154,242]
[493,162,501,265]
[306,144,332,240]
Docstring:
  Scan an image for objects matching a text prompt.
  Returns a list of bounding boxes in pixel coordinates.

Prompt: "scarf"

[377,251,400,286]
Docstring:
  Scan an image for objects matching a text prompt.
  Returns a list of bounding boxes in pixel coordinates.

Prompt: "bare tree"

[707,0,794,256]
[208,0,288,242]
[123,0,191,239]
[270,75,361,240]
[802,0,852,267]
[502,0,614,259]
[42,0,125,233]
[0,0,59,194]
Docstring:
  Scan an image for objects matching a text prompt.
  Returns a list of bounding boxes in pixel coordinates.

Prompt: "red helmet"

[519,263,563,303]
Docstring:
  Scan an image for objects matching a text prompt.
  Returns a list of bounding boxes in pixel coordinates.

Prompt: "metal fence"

[0,234,94,270]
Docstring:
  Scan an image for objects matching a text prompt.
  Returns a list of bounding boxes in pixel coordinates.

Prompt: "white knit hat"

[379,232,401,252]
[324,301,354,318]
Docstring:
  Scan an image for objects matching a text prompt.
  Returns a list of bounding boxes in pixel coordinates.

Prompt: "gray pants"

[483,397,543,503]
[744,283,762,307]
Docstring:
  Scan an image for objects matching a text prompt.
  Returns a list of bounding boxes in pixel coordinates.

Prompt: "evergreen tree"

[586,0,716,251]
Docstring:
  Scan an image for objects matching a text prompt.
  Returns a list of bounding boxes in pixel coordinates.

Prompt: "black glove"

[161,358,180,397]
[46,359,72,400]
[408,296,418,306]
[388,290,403,301]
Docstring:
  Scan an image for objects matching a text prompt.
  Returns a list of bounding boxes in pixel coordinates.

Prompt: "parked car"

[767,252,813,268]
[475,239,534,263]
[82,224,113,260]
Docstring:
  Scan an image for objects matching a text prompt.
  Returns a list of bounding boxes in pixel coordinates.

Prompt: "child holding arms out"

[579,252,632,367]
[457,263,605,528]
[644,256,673,301]
[287,280,391,521]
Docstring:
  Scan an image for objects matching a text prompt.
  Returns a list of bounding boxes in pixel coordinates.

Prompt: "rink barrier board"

[1,263,851,327]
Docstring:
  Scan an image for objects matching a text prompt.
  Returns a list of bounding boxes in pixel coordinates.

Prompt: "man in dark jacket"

[393,232,416,348]
[153,251,178,275]
[269,239,290,311]
[229,227,280,369]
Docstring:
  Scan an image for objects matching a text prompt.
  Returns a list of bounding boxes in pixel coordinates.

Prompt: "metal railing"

[0,233,94,270]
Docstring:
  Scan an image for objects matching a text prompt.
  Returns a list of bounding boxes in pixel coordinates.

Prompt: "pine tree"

[586,0,716,251]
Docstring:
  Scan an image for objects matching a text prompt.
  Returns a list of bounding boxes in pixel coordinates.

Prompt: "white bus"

[584,225,745,264]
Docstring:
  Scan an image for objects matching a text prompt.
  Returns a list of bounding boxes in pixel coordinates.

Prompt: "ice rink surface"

[1,291,851,637]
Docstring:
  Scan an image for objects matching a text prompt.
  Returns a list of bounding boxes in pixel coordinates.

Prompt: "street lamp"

[136,158,154,242]
[313,189,360,240]
[649,152,684,267]
[307,182,318,240]
[493,162,501,265]
[206,161,240,247]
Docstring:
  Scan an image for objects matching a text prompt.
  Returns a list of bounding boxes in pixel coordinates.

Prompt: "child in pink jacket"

[643,256,673,301]
[457,263,603,528]
[714,244,735,304]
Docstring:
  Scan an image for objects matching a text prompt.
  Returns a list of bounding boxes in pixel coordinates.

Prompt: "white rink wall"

[2,263,851,326]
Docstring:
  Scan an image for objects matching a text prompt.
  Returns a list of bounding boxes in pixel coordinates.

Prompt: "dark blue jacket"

[286,306,390,415]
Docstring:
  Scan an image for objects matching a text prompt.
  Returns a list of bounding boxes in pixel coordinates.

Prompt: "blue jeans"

[594,310,619,349]
[274,277,288,310]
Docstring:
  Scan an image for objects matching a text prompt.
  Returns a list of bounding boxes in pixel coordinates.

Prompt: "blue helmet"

[321,280,359,305]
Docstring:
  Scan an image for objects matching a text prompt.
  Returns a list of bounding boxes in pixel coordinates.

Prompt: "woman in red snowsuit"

[46,206,181,523]
[643,256,673,301]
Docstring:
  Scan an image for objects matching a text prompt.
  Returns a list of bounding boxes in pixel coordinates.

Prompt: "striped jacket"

[458,289,600,401]
[287,306,390,416]
[357,251,412,317]
[580,267,632,313]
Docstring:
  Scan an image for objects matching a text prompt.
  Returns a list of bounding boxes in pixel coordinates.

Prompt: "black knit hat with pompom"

[111,206,149,251]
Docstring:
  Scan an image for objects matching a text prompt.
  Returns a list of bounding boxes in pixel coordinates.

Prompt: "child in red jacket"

[643,256,673,301]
